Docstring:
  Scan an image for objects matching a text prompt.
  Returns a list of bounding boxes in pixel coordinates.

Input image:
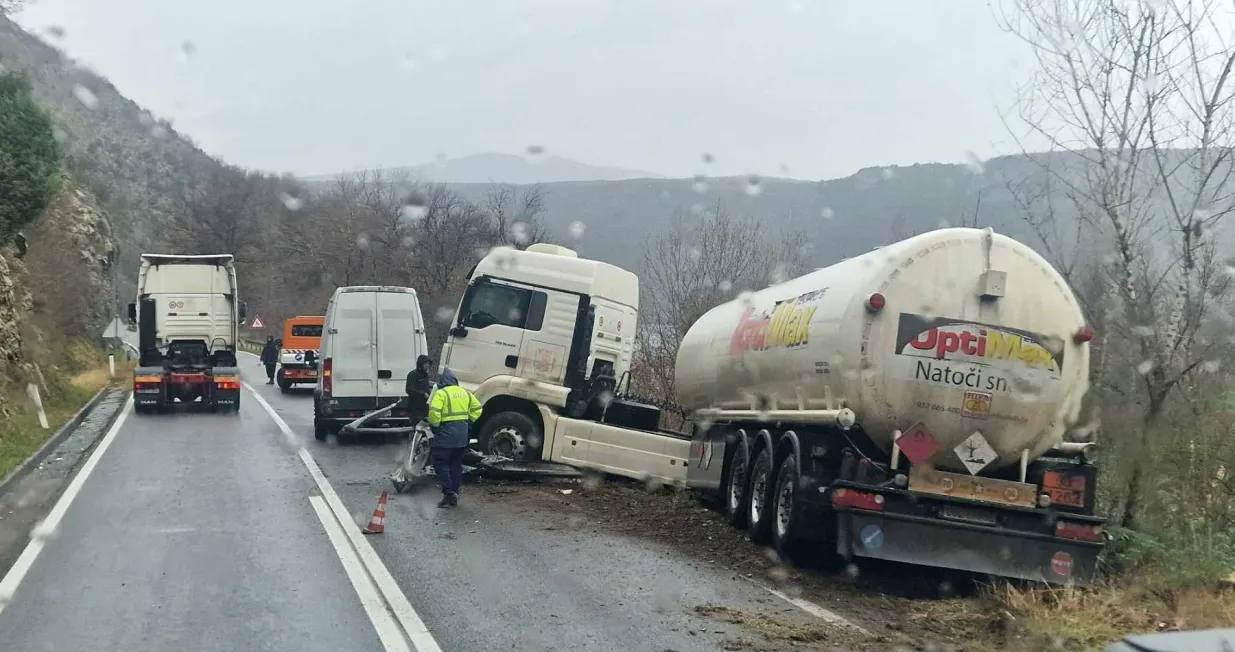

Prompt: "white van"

[313,286,428,440]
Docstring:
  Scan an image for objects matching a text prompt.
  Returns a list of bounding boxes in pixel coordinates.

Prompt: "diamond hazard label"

[954,431,998,475]
[898,422,943,464]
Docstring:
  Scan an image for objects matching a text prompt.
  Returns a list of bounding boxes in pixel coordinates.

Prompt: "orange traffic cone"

[362,490,388,534]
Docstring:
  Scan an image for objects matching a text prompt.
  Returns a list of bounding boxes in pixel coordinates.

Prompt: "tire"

[724,441,750,528]
[313,400,329,441]
[477,412,541,461]
[277,372,291,391]
[771,450,804,560]
[746,447,775,544]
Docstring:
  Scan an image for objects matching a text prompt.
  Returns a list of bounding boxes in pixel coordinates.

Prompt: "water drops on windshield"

[744,175,763,197]
[964,151,986,175]
[692,175,709,194]
[701,152,715,164]
[510,221,531,245]
[688,247,702,261]
[400,203,428,222]
[525,145,545,160]
[567,220,586,239]
[399,56,420,74]
[880,167,896,180]
[718,279,733,292]
[1136,360,1154,375]
[434,306,455,323]
[72,84,98,109]
[178,40,196,62]
[44,25,65,39]
[821,206,836,220]
[277,192,303,212]
[356,233,370,250]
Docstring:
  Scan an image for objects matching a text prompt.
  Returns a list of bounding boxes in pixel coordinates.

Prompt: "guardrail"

[237,339,264,355]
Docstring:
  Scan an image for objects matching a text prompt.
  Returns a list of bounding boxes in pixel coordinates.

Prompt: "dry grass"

[70,356,135,392]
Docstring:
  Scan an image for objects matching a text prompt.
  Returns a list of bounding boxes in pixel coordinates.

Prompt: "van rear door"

[375,290,425,403]
[331,291,378,402]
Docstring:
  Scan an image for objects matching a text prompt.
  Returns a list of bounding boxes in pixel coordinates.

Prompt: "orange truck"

[277,315,325,392]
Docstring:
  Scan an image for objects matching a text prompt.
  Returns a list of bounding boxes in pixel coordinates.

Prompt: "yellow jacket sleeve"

[427,390,446,427]
[468,391,482,422]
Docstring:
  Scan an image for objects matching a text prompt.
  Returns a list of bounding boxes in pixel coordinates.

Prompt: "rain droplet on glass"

[45,26,66,39]
[821,206,835,220]
[510,221,530,245]
[400,57,420,73]
[434,307,455,323]
[964,151,986,175]
[72,84,98,109]
[278,192,304,211]
[356,233,370,249]
[180,40,197,58]
[718,280,733,292]
[688,247,702,261]
[151,125,168,138]
[525,145,545,158]
[1136,360,1154,375]
[745,175,763,197]
[701,152,715,164]
[692,175,709,194]
[400,204,428,221]
[568,221,586,239]
[880,168,895,180]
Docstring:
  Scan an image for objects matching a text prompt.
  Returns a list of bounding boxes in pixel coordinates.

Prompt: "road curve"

[0,389,386,651]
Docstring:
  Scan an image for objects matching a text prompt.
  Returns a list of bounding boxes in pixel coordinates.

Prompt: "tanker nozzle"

[836,408,857,429]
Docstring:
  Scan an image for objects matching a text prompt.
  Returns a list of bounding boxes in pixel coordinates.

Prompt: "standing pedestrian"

[426,368,481,508]
[405,355,434,423]
[260,335,278,385]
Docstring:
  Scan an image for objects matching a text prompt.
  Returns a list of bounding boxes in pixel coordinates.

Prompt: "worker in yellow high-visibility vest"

[426,368,482,508]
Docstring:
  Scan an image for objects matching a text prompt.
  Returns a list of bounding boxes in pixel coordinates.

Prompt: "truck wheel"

[771,450,804,559]
[277,373,291,391]
[479,412,541,461]
[724,443,750,528]
[746,447,775,544]
[314,416,329,441]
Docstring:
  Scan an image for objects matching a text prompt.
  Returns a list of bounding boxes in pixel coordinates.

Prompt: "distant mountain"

[304,152,664,184]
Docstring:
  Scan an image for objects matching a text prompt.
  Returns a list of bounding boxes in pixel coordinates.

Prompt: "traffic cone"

[362,490,388,534]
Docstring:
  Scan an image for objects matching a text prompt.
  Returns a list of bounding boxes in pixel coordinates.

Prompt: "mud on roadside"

[469,473,1014,652]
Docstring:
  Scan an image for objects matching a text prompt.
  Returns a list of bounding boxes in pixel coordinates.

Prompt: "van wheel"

[771,450,804,560]
[724,442,750,528]
[746,447,775,544]
[478,412,541,461]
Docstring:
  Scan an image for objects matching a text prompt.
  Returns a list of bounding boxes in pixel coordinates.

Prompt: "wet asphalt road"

[0,351,818,651]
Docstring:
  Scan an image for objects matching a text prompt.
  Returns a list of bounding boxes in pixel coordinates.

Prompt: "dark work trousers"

[431,446,468,496]
[265,363,276,381]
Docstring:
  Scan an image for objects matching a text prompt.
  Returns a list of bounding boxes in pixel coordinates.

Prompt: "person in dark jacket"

[405,355,434,422]
[259,336,278,384]
[426,368,482,508]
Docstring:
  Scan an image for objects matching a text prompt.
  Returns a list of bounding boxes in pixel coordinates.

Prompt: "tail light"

[865,293,886,313]
[1055,520,1104,542]
[134,375,162,391]
[214,377,240,391]
[831,488,885,511]
[322,358,333,396]
[1074,326,1094,343]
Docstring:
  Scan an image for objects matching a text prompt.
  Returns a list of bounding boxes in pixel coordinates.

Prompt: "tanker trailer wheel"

[723,442,750,528]
[478,412,542,462]
[771,450,806,560]
[746,447,775,544]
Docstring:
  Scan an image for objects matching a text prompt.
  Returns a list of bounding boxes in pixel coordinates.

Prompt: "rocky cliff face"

[0,172,116,412]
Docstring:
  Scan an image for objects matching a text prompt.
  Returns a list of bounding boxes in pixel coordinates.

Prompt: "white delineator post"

[26,383,49,430]
[109,354,116,378]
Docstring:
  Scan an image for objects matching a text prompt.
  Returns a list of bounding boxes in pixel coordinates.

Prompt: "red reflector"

[866,293,886,313]
[1074,326,1094,343]
[1051,551,1074,577]
[1055,520,1103,542]
[831,488,885,511]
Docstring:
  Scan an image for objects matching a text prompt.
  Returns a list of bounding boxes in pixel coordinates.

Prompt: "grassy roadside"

[0,351,134,481]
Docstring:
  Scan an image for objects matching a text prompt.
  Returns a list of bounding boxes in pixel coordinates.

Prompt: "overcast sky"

[14,0,1037,180]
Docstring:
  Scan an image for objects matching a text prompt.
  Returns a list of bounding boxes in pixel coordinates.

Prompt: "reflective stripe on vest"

[436,386,472,423]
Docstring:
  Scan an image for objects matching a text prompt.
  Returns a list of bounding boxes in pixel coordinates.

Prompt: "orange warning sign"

[898,422,943,464]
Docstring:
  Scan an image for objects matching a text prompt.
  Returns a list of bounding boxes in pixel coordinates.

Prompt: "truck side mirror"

[126,303,137,325]
[450,326,468,338]
[238,301,247,324]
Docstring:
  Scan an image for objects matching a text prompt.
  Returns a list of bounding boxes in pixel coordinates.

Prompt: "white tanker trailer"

[439,230,1104,585]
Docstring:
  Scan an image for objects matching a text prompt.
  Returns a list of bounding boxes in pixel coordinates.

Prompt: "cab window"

[462,281,546,330]
[291,324,323,337]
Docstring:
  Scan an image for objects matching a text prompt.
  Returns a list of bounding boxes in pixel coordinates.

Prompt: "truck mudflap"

[836,507,1103,585]
[133,366,165,411]
[211,366,242,412]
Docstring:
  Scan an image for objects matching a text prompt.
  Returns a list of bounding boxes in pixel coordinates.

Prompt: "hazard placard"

[898,422,943,464]
[250,315,266,329]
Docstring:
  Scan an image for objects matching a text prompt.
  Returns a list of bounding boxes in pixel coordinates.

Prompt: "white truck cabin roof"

[140,253,236,267]
[472,244,638,309]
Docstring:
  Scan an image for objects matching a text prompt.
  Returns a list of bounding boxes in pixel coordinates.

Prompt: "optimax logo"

[730,300,817,355]
[895,314,1064,373]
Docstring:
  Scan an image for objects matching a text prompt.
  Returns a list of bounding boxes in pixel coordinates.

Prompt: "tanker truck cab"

[441,244,692,485]
[128,254,245,415]
[682,227,1105,586]
[313,286,427,441]
[277,315,324,392]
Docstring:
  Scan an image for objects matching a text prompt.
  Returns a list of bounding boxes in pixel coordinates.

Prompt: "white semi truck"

[128,254,247,414]
[440,231,1104,584]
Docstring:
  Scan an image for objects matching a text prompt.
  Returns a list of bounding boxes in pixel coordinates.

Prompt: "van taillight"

[322,358,332,396]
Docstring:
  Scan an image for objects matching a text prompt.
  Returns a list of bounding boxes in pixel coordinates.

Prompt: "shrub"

[0,68,62,246]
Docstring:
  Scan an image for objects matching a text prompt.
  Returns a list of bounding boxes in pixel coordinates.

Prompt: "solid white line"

[740,576,871,635]
[0,396,134,611]
[309,495,411,652]
[246,383,443,652]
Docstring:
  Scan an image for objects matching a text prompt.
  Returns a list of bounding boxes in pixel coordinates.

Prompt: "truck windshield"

[291,325,323,337]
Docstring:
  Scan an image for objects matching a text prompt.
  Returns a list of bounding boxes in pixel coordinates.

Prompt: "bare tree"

[482,183,552,249]
[163,165,273,265]
[633,201,808,423]
[995,0,1235,527]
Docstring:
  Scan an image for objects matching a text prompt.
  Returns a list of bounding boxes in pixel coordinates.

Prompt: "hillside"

[305,152,664,184]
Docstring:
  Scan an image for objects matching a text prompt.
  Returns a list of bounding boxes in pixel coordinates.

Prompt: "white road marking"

[245,383,443,652]
[310,495,411,652]
[0,396,135,612]
[740,576,871,635]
